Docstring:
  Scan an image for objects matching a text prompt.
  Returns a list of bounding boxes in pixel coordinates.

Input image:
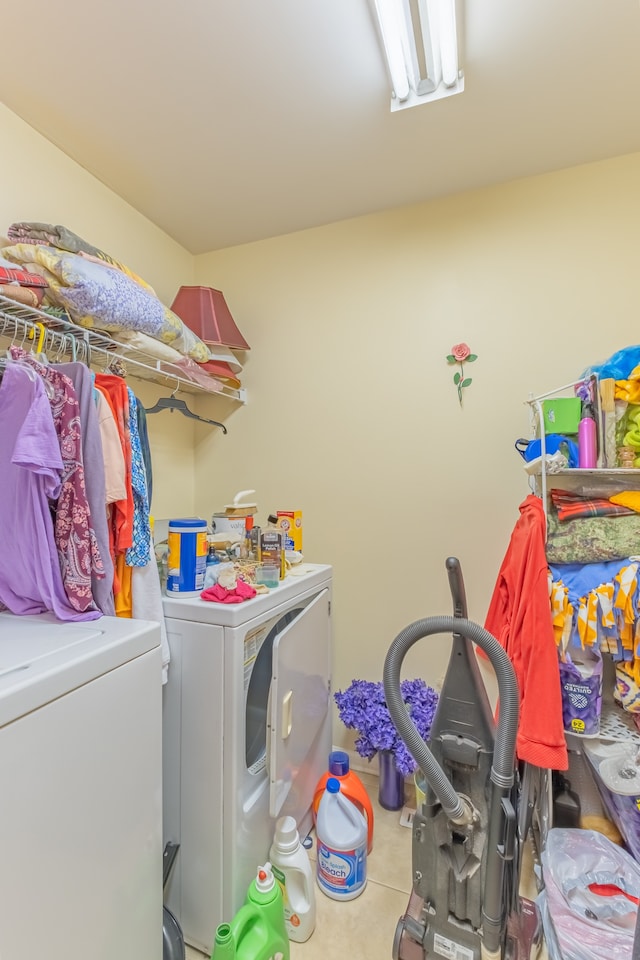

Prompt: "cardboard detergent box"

[277,510,303,552]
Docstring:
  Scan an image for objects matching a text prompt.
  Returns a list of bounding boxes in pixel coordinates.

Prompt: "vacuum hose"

[383,616,519,823]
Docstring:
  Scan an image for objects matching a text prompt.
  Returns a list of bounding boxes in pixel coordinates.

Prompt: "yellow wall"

[194,151,640,750]
[0,103,197,519]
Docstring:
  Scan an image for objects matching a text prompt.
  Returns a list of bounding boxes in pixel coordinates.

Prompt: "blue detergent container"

[166,518,208,597]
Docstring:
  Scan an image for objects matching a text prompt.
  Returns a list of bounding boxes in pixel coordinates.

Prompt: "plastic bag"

[540,828,640,960]
[583,346,640,382]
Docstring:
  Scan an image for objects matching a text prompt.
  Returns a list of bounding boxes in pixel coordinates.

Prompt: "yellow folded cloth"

[610,491,640,514]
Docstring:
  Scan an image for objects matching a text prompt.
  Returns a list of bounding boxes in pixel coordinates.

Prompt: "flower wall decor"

[334,678,439,778]
[447,342,477,405]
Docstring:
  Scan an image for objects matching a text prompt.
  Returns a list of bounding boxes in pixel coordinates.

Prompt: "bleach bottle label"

[317,840,366,897]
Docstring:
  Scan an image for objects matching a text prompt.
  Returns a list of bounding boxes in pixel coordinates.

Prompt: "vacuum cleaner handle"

[383,616,519,823]
[446,556,467,619]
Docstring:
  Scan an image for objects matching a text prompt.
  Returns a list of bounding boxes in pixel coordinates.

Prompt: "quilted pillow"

[1,244,209,362]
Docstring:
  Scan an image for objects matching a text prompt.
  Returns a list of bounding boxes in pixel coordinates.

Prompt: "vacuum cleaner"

[383,558,543,960]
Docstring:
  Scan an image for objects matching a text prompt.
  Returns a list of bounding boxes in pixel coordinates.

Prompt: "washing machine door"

[269,588,331,817]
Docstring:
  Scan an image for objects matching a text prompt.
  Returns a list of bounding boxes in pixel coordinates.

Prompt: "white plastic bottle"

[316,777,367,901]
[269,815,316,942]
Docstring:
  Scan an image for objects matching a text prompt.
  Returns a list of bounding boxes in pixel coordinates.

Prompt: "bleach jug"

[210,862,290,960]
[316,777,367,901]
[313,750,374,853]
[269,816,316,942]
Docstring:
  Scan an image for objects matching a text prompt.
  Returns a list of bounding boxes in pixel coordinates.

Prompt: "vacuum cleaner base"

[393,892,543,960]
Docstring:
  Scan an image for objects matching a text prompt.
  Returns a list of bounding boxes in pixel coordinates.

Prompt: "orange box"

[276,510,303,552]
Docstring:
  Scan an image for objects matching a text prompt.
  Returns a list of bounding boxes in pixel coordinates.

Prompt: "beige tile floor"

[185,769,546,960]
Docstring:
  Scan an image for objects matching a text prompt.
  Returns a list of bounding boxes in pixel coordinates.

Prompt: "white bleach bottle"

[316,777,367,901]
[269,815,316,942]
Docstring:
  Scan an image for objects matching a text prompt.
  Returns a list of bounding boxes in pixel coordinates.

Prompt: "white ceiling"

[2,0,640,254]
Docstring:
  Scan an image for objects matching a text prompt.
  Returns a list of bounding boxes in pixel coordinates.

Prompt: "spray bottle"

[210,863,290,960]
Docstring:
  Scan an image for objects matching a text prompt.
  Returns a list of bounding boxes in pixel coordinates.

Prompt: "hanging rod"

[0,294,246,402]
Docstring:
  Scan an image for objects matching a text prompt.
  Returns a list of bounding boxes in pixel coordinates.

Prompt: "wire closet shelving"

[0,294,247,402]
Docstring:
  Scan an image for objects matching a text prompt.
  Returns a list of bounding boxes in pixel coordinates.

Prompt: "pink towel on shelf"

[201,580,257,604]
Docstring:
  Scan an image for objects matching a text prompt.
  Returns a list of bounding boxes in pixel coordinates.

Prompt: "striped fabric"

[550,488,635,522]
[0,266,48,287]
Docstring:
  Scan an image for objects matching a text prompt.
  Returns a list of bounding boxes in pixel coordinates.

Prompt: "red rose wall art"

[446,342,477,405]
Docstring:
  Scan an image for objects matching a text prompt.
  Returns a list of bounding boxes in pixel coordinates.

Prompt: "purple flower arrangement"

[334,678,439,778]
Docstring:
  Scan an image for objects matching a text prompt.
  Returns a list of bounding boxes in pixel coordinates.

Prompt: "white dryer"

[162,563,332,954]
[0,611,163,960]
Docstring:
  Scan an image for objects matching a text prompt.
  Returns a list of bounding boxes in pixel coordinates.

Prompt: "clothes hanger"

[0,352,37,382]
[145,387,228,433]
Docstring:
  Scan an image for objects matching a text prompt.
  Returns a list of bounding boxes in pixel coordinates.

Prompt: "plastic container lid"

[255,863,275,892]
[326,777,340,794]
[169,518,207,528]
[273,815,300,853]
[329,750,350,776]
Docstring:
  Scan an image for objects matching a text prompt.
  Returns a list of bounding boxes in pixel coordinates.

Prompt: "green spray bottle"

[210,862,290,960]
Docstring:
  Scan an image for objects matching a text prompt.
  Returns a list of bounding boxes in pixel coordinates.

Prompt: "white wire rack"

[0,294,247,402]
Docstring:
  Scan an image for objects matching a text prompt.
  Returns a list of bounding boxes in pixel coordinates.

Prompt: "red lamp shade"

[170,285,250,351]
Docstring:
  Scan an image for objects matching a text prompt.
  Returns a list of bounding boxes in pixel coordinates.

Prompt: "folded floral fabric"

[549,489,634,522]
[1,244,210,362]
[0,265,48,287]
[7,221,155,293]
[546,510,640,564]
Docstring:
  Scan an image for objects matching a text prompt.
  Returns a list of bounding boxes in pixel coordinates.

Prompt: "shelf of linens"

[0,295,247,402]
[543,468,640,486]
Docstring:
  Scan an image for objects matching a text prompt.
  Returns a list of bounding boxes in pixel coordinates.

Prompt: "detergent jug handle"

[229,904,255,948]
[446,556,467,620]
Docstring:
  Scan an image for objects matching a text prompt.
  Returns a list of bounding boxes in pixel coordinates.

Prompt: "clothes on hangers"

[10,346,103,615]
[55,361,115,617]
[136,400,153,507]
[1,345,167,675]
[0,364,100,621]
[95,373,134,559]
[95,389,127,505]
[125,389,152,568]
[484,493,569,770]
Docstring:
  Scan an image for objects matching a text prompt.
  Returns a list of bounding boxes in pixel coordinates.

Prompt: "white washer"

[0,612,163,960]
[162,563,332,954]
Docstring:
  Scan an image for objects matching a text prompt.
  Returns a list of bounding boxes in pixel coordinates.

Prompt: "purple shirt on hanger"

[0,364,101,621]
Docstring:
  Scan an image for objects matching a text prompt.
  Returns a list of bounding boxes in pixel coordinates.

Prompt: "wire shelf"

[0,295,246,402]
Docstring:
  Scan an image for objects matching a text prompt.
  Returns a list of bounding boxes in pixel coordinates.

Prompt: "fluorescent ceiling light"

[372,0,464,111]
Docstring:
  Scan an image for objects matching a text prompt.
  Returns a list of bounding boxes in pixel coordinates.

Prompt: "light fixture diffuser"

[372,0,464,111]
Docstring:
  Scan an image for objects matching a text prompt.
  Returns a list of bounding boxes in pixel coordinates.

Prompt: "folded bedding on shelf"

[0,265,48,287]
[6,221,155,294]
[0,244,210,363]
[546,509,640,564]
[549,489,634,522]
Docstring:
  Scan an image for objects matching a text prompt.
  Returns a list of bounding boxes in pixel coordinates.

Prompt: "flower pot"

[378,750,405,811]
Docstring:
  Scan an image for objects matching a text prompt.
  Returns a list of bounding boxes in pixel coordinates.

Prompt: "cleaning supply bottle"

[210,862,290,960]
[269,816,316,942]
[312,751,374,853]
[316,778,367,901]
[578,401,598,468]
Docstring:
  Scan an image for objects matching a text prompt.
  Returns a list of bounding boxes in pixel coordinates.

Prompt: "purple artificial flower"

[334,678,439,778]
